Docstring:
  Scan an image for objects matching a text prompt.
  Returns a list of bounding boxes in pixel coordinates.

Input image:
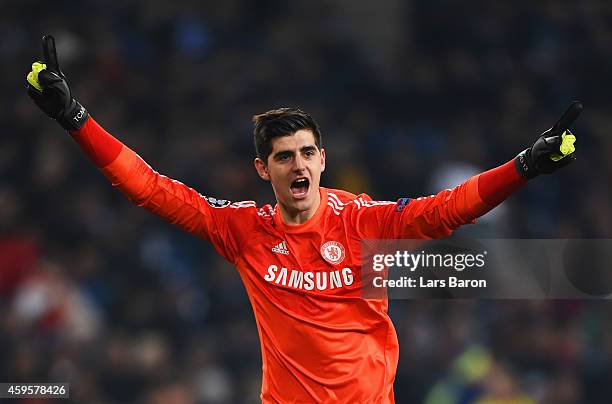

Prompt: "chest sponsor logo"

[320,241,346,265]
[272,241,290,255]
[264,265,354,291]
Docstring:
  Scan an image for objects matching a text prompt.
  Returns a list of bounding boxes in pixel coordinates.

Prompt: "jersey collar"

[274,187,328,233]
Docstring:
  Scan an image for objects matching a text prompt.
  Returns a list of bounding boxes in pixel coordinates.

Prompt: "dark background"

[1,1,612,403]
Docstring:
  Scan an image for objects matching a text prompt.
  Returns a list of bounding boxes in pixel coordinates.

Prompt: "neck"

[279,188,322,225]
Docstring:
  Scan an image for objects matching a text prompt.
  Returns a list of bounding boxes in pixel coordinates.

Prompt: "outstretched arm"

[69,118,223,237]
[351,102,581,239]
[403,101,581,238]
[26,35,242,262]
[392,158,527,239]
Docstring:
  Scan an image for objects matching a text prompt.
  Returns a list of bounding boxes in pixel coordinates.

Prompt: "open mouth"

[290,178,310,199]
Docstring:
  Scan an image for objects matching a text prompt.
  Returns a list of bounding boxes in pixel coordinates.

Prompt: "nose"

[293,154,306,171]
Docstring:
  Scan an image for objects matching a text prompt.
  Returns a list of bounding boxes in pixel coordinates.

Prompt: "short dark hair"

[252,107,323,162]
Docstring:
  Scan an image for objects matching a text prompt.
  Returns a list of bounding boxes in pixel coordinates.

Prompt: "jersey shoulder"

[325,187,359,214]
[203,197,276,226]
[325,187,389,217]
[325,187,358,203]
[325,187,394,209]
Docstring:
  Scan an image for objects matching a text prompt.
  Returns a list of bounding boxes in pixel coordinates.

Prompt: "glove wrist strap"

[57,99,89,131]
[514,148,538,180]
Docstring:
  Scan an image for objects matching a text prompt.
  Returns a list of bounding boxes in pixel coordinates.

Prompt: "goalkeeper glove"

[515,101,582,179]
[26,35,89,131]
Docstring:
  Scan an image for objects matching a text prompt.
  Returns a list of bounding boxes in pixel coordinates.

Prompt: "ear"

[254,157,270,181]
[320,148,326,172]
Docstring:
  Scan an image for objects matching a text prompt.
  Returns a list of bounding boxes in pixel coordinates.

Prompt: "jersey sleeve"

[71,118,251,263]
[389,174,487,239]
[348,161,525,240]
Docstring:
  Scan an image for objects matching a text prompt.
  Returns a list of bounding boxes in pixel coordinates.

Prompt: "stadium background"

[1,1,612,402]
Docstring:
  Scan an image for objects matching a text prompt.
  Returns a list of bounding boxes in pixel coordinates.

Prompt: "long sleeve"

[69,117,124,168]
[69,117,246,262]
[349,159,527,239]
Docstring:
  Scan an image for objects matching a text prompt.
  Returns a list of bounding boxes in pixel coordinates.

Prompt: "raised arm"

[350,102,581,239]
[26,35,243,262]
[69,118,231,240]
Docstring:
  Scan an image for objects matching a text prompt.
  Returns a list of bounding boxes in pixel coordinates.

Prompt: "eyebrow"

[272,145,318,160]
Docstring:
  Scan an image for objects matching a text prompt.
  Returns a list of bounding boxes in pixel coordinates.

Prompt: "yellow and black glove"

[26,35,88,131]
[515,101,582,179]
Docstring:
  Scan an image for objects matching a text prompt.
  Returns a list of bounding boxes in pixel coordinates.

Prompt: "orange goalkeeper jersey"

[79,119,506,403]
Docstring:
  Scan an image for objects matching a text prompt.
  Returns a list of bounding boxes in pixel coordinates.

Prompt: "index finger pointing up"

[553,101,584,133]
[42,34,60,72]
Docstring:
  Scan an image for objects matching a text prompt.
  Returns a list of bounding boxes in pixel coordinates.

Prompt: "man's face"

[255,129,325,214]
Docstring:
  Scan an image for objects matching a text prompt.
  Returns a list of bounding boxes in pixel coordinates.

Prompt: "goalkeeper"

[26,35,580,403]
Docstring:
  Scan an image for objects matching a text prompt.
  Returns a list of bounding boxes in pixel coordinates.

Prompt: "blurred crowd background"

[1,0,612,403]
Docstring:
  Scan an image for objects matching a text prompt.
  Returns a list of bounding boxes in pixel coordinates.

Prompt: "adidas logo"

[272,241,290,255]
